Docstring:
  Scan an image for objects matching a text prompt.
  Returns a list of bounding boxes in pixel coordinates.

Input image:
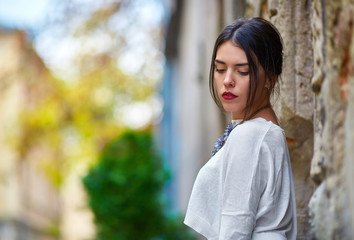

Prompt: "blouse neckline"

[232,117,283,131]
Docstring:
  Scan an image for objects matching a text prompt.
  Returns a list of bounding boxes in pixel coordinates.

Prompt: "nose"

[224,70,235,87]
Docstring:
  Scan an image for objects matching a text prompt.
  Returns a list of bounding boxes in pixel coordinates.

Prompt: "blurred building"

[0,28,96,240]
[162,0,354,239]
[160,0,224,215]
[0,28,60,240]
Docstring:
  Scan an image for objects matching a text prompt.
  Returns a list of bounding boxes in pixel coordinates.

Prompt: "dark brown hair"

[209,17,283,120]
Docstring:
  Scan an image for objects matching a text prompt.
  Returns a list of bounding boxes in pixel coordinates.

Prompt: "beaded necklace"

[211,105,271,156]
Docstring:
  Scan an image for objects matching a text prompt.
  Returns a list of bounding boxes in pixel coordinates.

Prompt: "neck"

[232,104,271,121]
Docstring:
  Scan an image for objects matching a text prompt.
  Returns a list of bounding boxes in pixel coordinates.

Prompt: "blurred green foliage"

[82,131,196,240]
[17,66,136,187]
[13,0,161,189]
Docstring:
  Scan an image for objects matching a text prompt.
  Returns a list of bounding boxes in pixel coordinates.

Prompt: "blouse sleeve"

[219,123,271,239]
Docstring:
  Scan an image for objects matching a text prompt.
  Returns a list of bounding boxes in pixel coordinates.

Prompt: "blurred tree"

[82,131,196,240]
[16,0,164,187]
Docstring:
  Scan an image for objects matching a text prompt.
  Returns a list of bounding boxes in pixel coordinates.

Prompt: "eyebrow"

[214,59,248,66]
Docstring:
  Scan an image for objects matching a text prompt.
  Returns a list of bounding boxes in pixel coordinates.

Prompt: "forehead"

[215,41,247,63]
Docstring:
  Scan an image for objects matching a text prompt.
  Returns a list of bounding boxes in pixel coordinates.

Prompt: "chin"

[223,105,243,114]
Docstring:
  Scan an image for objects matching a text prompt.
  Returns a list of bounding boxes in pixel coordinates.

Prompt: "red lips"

[222,91,237,100]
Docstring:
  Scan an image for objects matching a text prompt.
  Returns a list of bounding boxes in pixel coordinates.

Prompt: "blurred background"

[0,0,353,240]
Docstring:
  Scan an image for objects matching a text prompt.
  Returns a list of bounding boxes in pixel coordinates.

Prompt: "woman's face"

[214,41,269,119]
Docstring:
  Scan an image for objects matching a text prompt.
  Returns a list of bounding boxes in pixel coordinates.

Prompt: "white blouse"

[184,118,297,240]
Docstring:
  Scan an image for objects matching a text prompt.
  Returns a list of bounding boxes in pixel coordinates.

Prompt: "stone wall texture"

[308,0,354,239]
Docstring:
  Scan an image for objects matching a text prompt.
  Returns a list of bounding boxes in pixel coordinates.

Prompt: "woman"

[184,18,297,240]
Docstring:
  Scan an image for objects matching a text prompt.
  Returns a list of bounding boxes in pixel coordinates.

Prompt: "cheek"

[239,79,250,94]
[214,77,223,91]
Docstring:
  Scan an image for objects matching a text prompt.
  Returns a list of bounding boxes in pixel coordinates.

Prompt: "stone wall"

[309,0,354,239]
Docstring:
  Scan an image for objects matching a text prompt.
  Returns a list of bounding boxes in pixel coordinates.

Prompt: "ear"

[265,80,271,90]
[265,74,278,90]
[264,78,272,91]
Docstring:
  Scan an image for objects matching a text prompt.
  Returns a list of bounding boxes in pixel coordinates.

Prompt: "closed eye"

[215,68,226,73]
[239,71,249,76]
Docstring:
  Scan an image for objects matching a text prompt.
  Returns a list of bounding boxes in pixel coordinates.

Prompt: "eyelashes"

[215,68,249,76]
[215,68,226,73]
[239,71,249,76]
